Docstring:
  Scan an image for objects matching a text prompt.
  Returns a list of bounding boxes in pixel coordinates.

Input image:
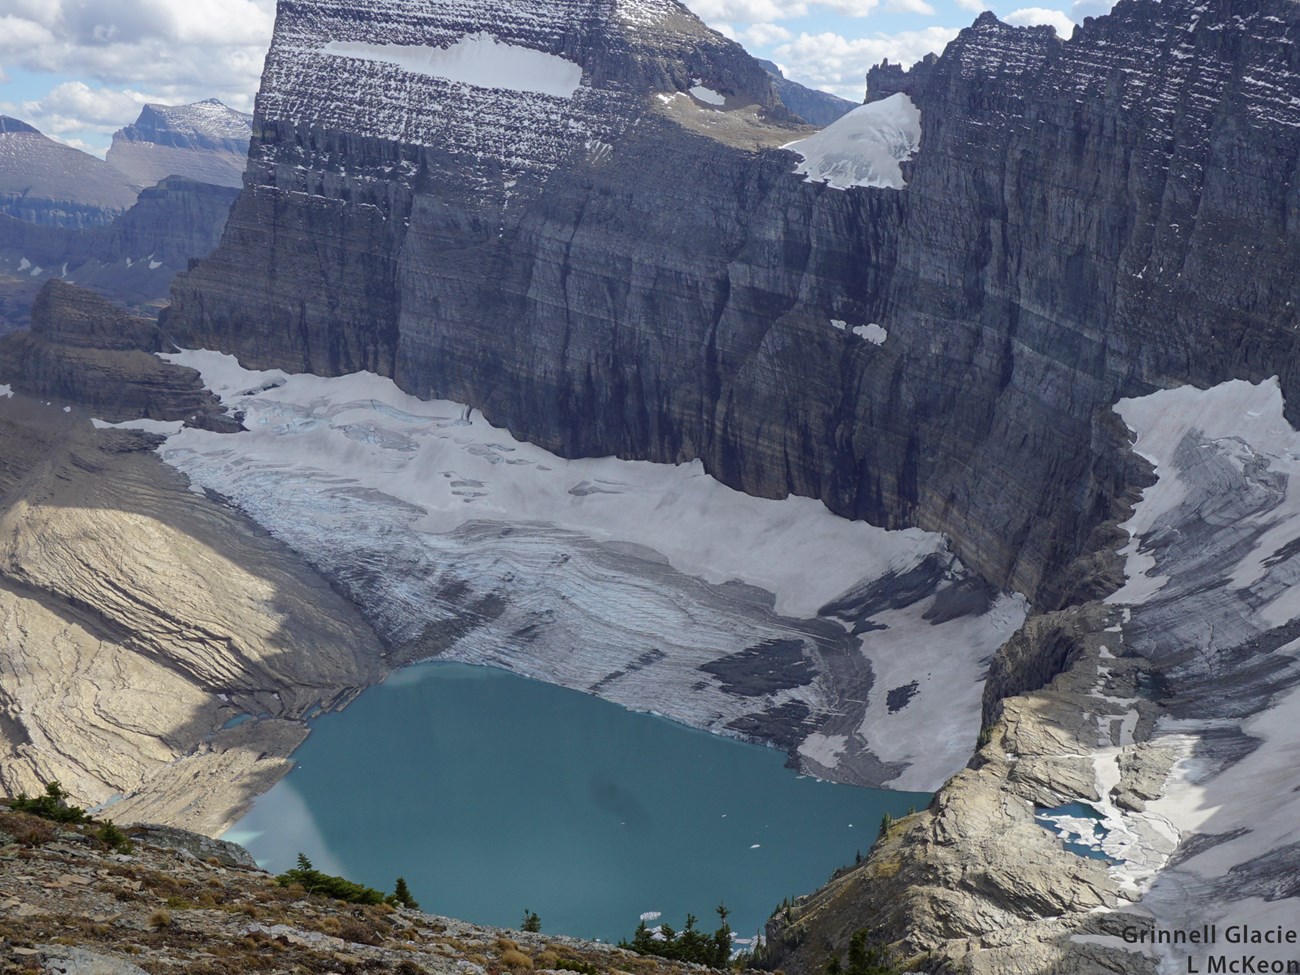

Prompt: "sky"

[0,0,1110,157]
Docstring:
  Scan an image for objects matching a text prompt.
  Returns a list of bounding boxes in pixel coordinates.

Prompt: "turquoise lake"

[226,662,930,945]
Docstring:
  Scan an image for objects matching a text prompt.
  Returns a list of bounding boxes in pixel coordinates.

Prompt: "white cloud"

[26,80,151,128]
[734,22,794,46]
[0,0,273,149]
[1069,0,1114,19]
[684,0,906,23]
[884,0,936,14]
[0,13,57,51]
[953,0,989,11]
[774,26,960,100]
[1003,6,1076,36]
[687,0,809,21]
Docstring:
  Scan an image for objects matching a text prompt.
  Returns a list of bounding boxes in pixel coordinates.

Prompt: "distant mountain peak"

[128,100,253,145]
[0,116,40,135]
[106,99,252,190]
[0,117,141,228]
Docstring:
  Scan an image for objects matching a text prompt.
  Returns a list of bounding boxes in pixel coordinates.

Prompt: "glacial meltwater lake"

[226,662,929,945]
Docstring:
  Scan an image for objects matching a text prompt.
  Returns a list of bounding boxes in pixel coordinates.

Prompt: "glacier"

[155,351,1027,792]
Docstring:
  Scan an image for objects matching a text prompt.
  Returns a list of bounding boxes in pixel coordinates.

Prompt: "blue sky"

[0,0,1098,157]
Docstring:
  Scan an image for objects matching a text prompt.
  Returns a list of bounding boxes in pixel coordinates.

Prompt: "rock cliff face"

[0,390,385,835]
[0,281,234,424]
[0,177,239,326]
[167,0,1300,611]
[106,100,253,190]
[158,0,1300,969]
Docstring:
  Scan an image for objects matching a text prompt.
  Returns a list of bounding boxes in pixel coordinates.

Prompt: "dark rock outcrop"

[759,59,856,125]
[0,280,233,424]
[166,0,1300,611]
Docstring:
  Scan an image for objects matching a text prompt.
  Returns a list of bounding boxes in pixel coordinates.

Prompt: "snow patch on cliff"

[322,33,584,99]
[785,93,921,190]
[831,320,888,345]
[1098,377,1300,972]
[689,85,725,106]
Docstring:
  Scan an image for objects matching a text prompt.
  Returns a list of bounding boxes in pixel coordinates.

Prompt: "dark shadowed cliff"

[165,0,1300,612]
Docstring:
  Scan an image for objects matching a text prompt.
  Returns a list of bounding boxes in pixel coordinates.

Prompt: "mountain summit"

[106,99,253,189]
[0,118,141,228]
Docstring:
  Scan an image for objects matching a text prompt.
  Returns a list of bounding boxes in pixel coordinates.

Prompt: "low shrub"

[9,781,89,824]
[275,853,386,906]
[499,948,535,971]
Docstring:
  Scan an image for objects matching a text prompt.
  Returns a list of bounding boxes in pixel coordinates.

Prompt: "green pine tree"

[391,876,419,909]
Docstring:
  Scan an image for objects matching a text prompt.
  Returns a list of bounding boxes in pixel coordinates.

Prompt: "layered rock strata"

[167,0,1300,613]
[0,177,239,327]
[0,281,233,425]
[147,0,1300,968]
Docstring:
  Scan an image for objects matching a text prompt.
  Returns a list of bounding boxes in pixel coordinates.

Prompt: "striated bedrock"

[0,394,385,835]
[167,0,1300,610]
[106,100,253,190]
[0,281,233,425]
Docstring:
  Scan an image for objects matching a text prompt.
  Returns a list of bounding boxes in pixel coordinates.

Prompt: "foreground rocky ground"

[0,808,706,975]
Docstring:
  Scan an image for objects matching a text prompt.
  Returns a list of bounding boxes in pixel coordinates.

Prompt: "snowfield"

[1061,377,1300,974]
[322,33,584,99]
[785,93,922,190]
[152,353,1024,795]
[153,351,1026,791]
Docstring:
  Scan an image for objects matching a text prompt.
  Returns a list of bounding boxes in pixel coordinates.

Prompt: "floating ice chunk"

[0,385,10,398]
[17,257,30,272]
[785,93,921,190]
[323,33,584,99]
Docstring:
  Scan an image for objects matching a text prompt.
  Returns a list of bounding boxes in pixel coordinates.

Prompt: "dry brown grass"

[0,809,56,846]
[500,948,535,971]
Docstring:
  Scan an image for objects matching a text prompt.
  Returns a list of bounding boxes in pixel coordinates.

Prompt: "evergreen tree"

[628,920,655,953]
[11,781,89,824]
[710,903,733,967]
[522,909,541,932]
[391,876,419,909]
